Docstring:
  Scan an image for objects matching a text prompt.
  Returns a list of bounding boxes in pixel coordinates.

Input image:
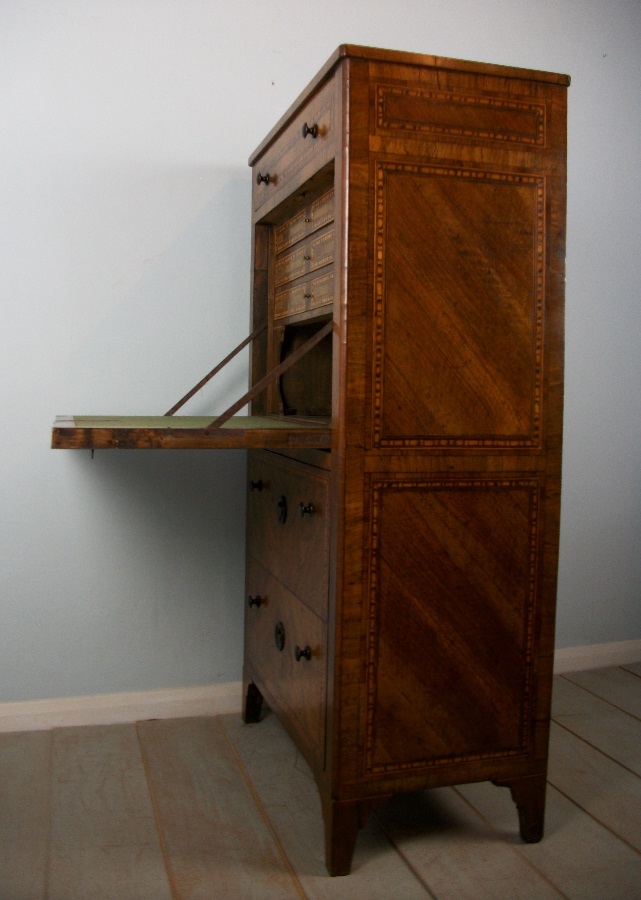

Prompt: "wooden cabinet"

[242,45,569,876]
[52,43,568,879]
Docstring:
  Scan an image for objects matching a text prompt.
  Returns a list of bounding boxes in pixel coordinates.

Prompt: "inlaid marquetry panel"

[372,162,545,449]
[364,477,540,775]
[376,83,546,146]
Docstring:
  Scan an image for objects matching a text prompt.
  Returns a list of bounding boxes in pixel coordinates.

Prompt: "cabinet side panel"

[373,164,544,449]
[364,478,540,775]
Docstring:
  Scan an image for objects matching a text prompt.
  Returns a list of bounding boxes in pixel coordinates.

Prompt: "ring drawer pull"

[256,172,271,185]
[298,502,315,518]
[277,495,288,524]
[295,644,312,661]
[301,122,318,139]
[248,595,263,608]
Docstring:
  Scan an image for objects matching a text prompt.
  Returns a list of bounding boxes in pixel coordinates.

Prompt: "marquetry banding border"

[363,476,540,776]
[376,84,546,146]
[372,161,546,450]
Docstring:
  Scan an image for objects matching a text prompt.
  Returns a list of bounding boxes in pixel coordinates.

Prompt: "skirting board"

[2,638,641,732]
[553,638,641,674]
[0,681,243,733]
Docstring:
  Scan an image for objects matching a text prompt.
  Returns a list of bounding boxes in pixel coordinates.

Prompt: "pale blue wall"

[1,0,639,701]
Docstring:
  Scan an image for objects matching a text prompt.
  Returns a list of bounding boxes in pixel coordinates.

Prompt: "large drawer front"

[252,76,337,214]
[245,557,326,766]
[247,451,329,619]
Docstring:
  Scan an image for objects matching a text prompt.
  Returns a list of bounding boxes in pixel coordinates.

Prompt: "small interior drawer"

[274,226,335,288]
[274,270,334,320]
[275,189,335,255]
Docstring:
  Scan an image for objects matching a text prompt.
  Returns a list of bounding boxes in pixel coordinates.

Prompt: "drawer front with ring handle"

[244,557,326,768]
[247,451,330,619]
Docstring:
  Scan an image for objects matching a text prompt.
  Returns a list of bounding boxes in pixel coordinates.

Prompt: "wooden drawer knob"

[298,502,315,518]
[301,122,318,139]
[248,595,263,608]
[295,644,312,661]
[256,172,271,185]
[249,479,263,492]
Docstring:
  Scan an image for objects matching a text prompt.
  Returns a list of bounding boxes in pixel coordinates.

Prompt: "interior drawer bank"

[251,75,337,216]
[246,450,330,619]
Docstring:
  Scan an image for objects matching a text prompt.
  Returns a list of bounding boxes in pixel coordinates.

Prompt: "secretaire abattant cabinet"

[53,45,569,877]
[242,44,568,876]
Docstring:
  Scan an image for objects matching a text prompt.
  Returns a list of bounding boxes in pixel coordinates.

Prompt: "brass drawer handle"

[301,122,318,139]
[299,502,315,518]
[295,644,312,661]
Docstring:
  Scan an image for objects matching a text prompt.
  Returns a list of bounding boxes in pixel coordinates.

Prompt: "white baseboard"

[3,639,641,732]
[0,681,243,733]
[554,638,641,674]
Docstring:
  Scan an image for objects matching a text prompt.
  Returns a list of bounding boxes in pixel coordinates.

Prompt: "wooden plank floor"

[2,666,640,899]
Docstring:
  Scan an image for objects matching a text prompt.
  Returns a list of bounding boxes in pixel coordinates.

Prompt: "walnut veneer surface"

[242,45,568,875]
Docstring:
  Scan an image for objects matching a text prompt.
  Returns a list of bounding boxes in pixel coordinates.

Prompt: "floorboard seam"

[451,784,569,899]
[551,717,641,779]
[216,715,308,899]
[621,665,641,680]
[545,779,641,858]
[558,673,641,722]
[43,729,55,900]
[371,811,439,898]
[134,722,181,900]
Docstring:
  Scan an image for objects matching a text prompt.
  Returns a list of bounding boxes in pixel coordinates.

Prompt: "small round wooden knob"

[301,122,318,139]
[298,502,315,518]
[249,479,263,492]
[248,595,263,608]
[256,172,271,185]
[295,644,311,661]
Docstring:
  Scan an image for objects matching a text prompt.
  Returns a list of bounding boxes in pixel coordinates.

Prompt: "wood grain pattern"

[364,479,540,773]
[373,165,544,447]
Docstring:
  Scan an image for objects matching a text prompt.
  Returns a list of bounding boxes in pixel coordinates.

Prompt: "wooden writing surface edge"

[51,415,332,451]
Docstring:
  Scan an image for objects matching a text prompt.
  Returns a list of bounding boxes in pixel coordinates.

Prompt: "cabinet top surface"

[248,43,570,164]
